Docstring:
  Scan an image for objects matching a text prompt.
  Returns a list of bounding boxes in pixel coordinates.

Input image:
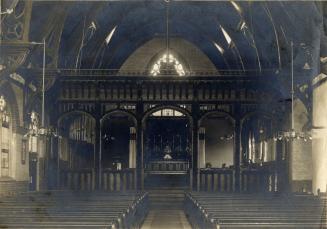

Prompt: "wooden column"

[136,97,144,190]
[198,127,206,169]
[192,103,199,191]
[129,127,137,168]
[234,118,241,192]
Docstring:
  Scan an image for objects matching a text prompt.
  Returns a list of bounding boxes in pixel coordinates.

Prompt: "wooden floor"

[141,210,191,229]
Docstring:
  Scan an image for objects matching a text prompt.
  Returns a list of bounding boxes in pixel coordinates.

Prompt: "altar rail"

[198,165,279,193]
[101,169,136,191]
[60,169,96,191]
[59,168,136,191]
[145,160,190,174]
[241,169,277,193]
[197,169,234,192]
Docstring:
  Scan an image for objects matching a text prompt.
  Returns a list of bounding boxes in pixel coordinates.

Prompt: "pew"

[0,191,149,228]
[185,192,326,229]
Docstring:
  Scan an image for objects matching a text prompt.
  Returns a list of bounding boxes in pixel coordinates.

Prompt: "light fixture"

[149,0,186,77]
[274,41,311,142]
[0,8,13,15]
[303,62,311,70]
[219,134,234,141]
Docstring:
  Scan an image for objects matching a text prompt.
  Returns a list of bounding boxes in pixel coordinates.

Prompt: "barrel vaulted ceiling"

[27,1,323,73]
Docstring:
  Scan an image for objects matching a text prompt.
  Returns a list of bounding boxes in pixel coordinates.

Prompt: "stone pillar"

[198,127,206,168]
[287,99,313,193]
[312,76,327,194]
[129,127,137,168]
[311,2,327,195]
[234,118,241,192]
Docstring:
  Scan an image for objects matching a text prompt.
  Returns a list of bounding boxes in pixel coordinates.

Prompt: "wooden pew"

[185,192,326,229]
[0,191,149,228]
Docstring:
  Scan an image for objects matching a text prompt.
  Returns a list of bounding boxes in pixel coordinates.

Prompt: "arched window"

[0,96,11,177]
[151,109,185,117]
[150,52,186,76]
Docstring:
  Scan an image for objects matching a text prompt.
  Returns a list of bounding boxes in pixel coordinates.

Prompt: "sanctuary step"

[147,188,187,210]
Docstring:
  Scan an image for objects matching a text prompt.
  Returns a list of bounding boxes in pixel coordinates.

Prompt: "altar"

[145,160,190,175]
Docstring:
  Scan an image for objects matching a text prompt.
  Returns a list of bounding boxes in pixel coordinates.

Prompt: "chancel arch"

[142,106,192,189]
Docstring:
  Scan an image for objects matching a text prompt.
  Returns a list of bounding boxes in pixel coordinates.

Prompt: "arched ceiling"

[28,1,322,73]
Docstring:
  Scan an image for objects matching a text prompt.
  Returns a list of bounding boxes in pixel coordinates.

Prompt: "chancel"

[0,0,327,228]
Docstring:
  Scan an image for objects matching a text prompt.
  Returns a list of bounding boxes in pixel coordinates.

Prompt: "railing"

[145,160,190,174]
[59,168,137,191]
[101,168,136,191]
[197,165,279,193]
[241,162,279,193]
[241,168,277,193]
[59,168,96,191]
[197,168,234,192]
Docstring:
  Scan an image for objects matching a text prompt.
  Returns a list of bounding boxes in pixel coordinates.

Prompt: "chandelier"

[219,134,234,141]
[274,41,311,142]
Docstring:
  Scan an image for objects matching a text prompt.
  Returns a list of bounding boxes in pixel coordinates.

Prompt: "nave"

[1,0,327,228]
[0,189,325,229]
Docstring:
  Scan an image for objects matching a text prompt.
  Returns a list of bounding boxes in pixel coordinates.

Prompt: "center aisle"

[141,210,192,229]
[141,188,192,229]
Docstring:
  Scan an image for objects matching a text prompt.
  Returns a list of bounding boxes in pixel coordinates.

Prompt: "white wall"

[312,74,327,194]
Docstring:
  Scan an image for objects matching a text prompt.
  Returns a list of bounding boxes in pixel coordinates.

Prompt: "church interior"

[0,0,327,228]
